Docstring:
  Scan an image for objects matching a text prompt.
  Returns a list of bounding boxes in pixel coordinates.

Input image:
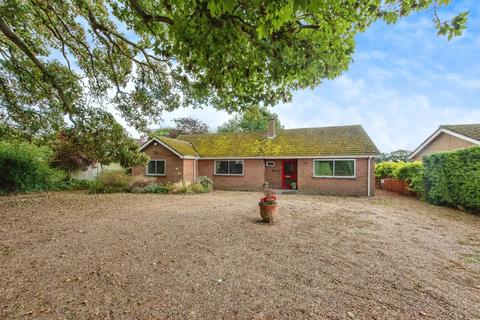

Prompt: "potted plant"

[259,189,278,223]
[290,182,297,190]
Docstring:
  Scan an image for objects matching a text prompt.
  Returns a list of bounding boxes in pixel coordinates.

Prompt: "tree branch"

[0,17,75,120]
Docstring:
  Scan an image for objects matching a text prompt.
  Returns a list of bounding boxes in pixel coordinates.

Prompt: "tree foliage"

[217,106,282,132]
[52,110,148,172]
[378,149,411,163]
[150,117,210,138]
[0,0,468,138]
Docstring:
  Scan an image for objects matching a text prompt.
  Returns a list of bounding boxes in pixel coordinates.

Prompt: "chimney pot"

[267,117,276,139]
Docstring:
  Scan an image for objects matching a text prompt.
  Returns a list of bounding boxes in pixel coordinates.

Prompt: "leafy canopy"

[0,0,468,137]
[150,117,210,138]
[217,106,282,132]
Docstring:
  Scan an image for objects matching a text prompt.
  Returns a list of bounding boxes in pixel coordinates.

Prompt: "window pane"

[229,160,243,174]
[147,161,156,174]
[335,160,354,176]
[156,160,165,175]
[215,161,229,174]
[315,161,333,176]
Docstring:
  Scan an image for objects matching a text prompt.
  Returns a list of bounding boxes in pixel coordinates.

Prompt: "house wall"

[411,132,476,161]
[264,159,283,189]
[297,158,375,196]
[197,159,265,190]
[182,159,196,183]
[132,142,184,183]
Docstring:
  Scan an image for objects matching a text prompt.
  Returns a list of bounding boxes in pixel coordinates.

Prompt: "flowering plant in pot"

[259,189,278,223]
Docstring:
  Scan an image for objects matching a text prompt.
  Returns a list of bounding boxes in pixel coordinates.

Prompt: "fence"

[375,178,415,197]
[71,163,123,180]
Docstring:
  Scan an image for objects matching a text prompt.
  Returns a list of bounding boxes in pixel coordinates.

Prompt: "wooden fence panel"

[375,178,415,196]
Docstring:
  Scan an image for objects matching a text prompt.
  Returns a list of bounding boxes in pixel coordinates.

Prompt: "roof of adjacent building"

[141,125,379,158]
[440,124,480,142]
[409,123,480,159]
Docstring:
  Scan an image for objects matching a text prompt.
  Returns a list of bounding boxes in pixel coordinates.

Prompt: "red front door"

[282,160,297,189]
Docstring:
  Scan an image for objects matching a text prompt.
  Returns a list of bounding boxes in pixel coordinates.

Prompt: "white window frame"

[313,159,356,179]
[214,160,244,176]
[265,161,275,167]
[146,159,166,176]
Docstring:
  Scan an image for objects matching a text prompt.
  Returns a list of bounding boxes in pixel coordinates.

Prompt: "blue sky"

[129,0,480,152]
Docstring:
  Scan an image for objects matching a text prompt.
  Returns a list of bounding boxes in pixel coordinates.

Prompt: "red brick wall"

[182,159,196,183]
[197,159,265,190]
[264,159,283,189]
[132,142,184,183]
[297,158,375,196]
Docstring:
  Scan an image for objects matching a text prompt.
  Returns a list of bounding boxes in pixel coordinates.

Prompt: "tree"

[217,106,282,133]
[150,117,209,138]
[0,0,468,139]
[378,150,412,163]
[52,109,148,177]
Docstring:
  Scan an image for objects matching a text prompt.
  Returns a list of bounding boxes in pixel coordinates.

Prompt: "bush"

[88,171,129,194]
[128,176,157,189]
[0,141,63,193]
[170,181,193,194]
[51,179,95,191]
[424,147,480,212]
[393,161,425,195]
[131,183,171,194]
[197,176,213,192]
[375,161,404,179]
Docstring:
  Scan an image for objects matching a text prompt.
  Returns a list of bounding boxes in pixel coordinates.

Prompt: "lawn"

[1,191,479,319]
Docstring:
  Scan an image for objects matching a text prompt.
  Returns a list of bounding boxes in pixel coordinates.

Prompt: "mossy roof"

[170,125,379,158]
[440,124,480,141]
[154,136,199,157]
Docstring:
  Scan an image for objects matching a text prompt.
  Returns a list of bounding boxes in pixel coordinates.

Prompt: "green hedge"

[424,147,480,212]
[375,161,424,195]
[0,141,63,193]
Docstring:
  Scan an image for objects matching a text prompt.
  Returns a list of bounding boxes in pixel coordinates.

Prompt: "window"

[146,160,166,176]
[313,160,355,178]
[266,161,275,167]
[215,160,244,175]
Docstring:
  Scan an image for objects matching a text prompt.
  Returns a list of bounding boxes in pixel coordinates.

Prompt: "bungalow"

[409,124,480,161]
[133,120,380,196]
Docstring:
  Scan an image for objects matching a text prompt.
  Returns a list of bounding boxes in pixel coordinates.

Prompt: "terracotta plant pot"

[259,204,278,223]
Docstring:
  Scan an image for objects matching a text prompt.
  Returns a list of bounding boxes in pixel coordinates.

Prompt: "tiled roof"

[154,136,199,157]
[171,125,379,158]
[440,124,480,142]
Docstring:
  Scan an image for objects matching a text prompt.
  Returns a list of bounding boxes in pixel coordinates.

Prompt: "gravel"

[1,191,479,319]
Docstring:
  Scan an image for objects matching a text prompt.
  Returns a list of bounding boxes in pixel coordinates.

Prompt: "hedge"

[0,141,63,193]
[424,146,480,212]
[375,161,424,195]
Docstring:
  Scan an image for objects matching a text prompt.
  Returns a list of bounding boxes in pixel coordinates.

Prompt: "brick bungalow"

[133,120,380,196]
[409,124,480,161]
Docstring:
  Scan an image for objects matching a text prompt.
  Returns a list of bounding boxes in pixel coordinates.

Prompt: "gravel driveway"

[1,191,479,319]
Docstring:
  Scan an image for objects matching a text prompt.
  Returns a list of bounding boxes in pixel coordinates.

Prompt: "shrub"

[191,182,207,193]
[424,147,480,212]
[88,171,129,193]
[51,179,95,191]
[128,176,157,189]
[197,175,213,192]
[0,141,63,193]
[170,181,193,194]
[131,183,170,194]
[393,161,425,195]
[375,161,404,179]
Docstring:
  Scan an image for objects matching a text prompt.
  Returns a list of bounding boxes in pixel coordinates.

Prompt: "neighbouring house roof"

[409,124,480,159]
[166,125,379,158]
[139,136,199,158]
[439,124,480,142]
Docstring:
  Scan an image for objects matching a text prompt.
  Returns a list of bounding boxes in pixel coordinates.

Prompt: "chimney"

[267,117,276,139]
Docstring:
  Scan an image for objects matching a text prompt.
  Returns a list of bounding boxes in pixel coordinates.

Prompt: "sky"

[125,0,480,153]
